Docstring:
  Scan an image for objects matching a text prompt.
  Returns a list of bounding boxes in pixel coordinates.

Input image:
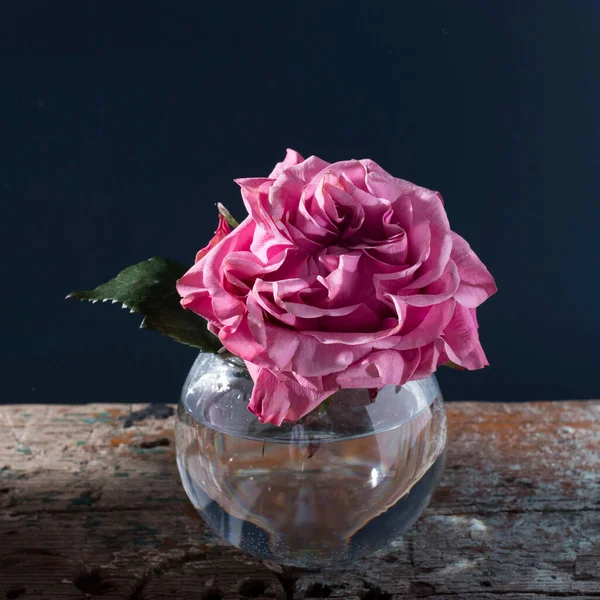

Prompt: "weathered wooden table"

[1,402,598,599]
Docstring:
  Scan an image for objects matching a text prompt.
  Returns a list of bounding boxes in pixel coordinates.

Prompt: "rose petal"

[442,302,489,369]
[411,339,448,380]
[321,159,368,191]
[335,348,421,388]
[268,148,305,179]
[276,155,330,187]
[261,324,368,377]
[195,214,232,263]
[219,316,267,364]
[365,170,421,203]
[400,260,460,307]
[451,232,498,307]
[394,300,456,350]
[247,364,335,425]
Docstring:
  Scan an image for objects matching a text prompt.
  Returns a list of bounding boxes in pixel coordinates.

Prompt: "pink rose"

[177,150,497,425]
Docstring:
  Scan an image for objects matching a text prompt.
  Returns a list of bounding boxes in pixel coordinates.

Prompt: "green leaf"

[443,360,466,371]
[217,202,240,229]
[67,257,222,352]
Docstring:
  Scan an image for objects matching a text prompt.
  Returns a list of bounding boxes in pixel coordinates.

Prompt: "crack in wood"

[127,548,208,599]
[362,579,393,599]
[122,405,174,429]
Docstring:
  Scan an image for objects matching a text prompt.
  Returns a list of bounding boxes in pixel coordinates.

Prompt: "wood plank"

[1,401,598,599]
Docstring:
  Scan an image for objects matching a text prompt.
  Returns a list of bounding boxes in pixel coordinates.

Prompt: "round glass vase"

[175,352,446,569]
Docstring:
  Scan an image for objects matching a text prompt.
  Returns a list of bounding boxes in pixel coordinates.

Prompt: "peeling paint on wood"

[0,401,598,599]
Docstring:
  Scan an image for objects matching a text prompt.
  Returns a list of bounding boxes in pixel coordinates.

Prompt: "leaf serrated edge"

[67,293,140,314]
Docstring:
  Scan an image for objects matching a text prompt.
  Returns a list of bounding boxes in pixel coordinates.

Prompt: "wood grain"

[1,401,598,599]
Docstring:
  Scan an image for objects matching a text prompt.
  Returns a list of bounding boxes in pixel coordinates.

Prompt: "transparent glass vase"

[175,352,446,568]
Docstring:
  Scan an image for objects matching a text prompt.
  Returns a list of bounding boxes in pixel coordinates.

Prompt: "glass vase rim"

[179,351,443,444]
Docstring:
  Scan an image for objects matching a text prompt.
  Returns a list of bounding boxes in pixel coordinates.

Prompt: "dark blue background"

[5,1,599,404]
